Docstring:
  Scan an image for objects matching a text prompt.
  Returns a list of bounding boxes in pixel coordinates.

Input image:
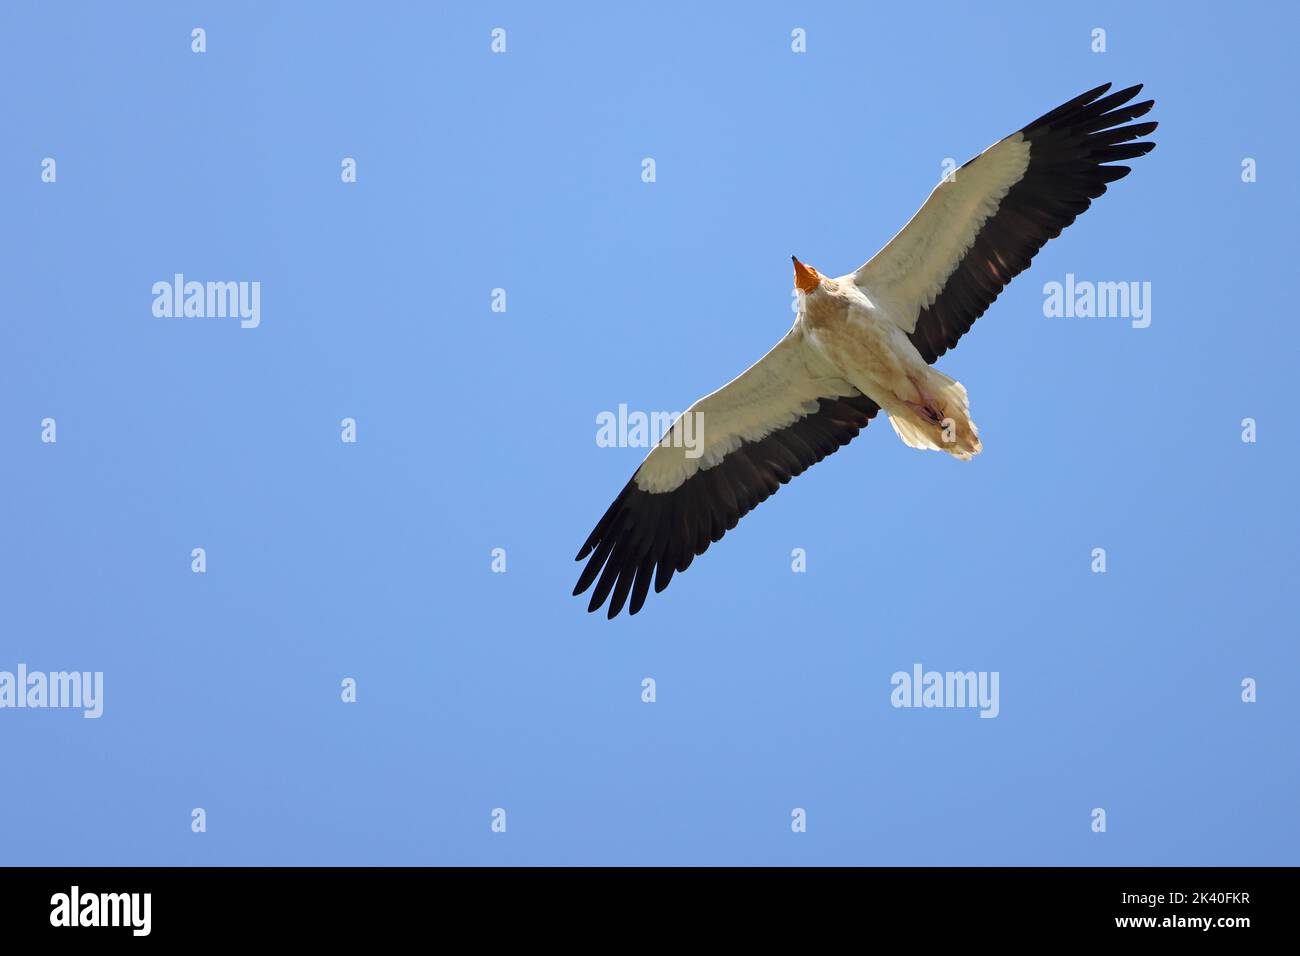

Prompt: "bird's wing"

[574,327,879,618]
[848,82,1156,363]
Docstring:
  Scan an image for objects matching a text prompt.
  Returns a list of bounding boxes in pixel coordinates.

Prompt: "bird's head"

[792,256,822,294]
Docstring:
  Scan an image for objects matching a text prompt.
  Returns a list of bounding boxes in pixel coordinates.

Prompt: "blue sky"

[2,1,1296,865]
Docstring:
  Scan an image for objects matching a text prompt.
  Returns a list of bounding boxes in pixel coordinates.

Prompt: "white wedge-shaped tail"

[885,368,982,460]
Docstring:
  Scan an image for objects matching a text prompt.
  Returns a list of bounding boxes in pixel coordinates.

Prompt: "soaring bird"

[574,82,1156,618]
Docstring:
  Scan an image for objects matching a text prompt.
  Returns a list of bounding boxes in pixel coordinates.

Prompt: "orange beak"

[792,256,820,293]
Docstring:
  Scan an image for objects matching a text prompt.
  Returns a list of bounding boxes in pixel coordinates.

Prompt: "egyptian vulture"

[575,82,1156,618]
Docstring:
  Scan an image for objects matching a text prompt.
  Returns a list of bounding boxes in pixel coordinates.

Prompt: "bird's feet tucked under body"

[884,368,982,460]
[904,391,947,427]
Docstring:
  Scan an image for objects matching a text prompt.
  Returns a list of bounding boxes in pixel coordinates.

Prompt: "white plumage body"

[800,278,981,459]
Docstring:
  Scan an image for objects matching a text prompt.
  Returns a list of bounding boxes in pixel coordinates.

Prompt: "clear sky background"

[2,1,1296,866]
